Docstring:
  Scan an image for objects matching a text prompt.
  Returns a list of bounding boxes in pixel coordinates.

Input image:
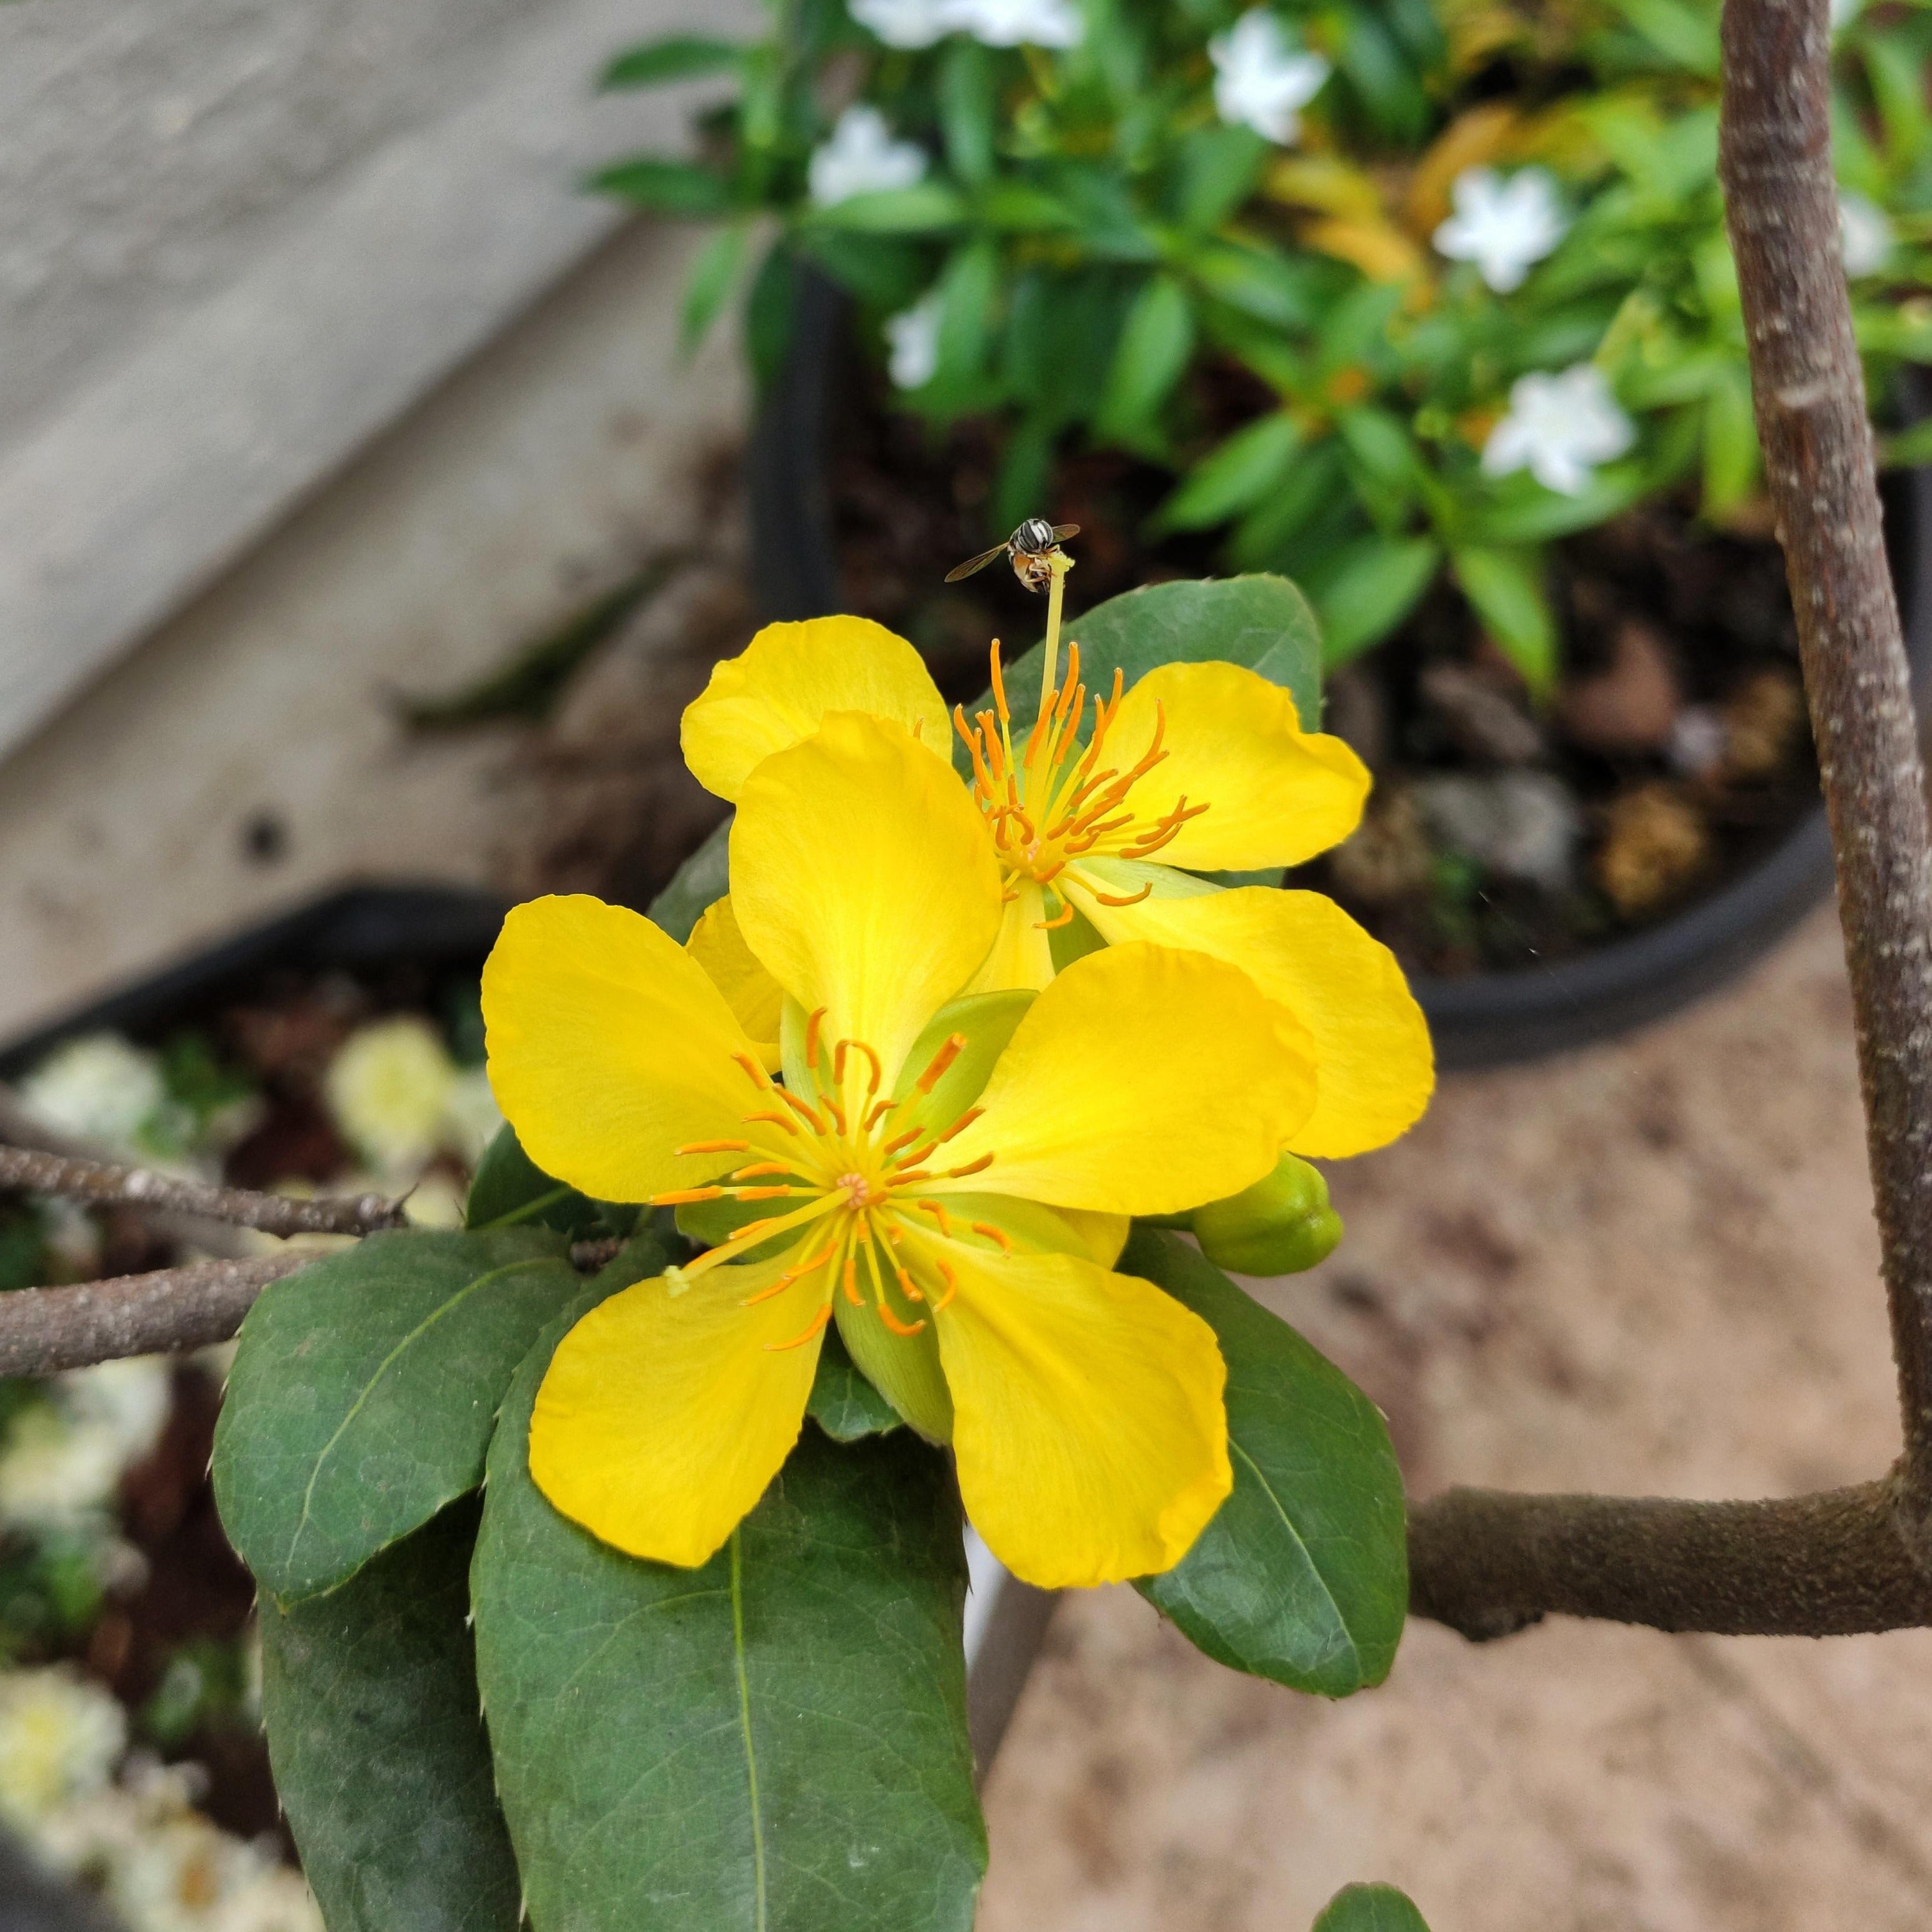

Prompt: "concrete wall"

[0,0,751,762]
[0,0,755,1038]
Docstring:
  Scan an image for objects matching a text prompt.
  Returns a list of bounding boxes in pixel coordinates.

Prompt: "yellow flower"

[681,598,1434,1159]
[483,714,1321,1587]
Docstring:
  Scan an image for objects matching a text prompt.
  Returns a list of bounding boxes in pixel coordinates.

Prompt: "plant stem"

[1721,0,1932,1546]
[0,1253,310,1376]
[0,1143,405,1240]
[1409,1480,1932,1638]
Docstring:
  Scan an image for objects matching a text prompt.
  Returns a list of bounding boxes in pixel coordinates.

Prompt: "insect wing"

[1049,522,1080,542]
[945,544,1010,583]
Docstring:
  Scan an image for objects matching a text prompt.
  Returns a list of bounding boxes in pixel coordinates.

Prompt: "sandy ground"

[978,903,1932,1932]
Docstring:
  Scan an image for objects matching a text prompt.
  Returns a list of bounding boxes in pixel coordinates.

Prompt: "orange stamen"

[740,1240,838,1304]
[932,1259,960,1312]
[676,1138,750,1155]
[731,1186,799,1201]
[916,1033,968,1094]
[970,1220,1013,1253]
[730,1161,791,1180]
[764,1301,833,1351]
[840,1039,883,1095]
[741,1109,801,1136]
[1036,902,1076,931]
[875,1297,926,1337]
[894,1265,925,1304]
[1091,882,1155,907]
[990,644,1010,725]
[648,1186,725,1206]
[731,1051,772,1090]
[777,1086,829,1131]
[804,1005,827,1070]
[863,1097,898,1130]
[842,1253,863,1305]
[914,1198,955,1235]
[945,1153,995,1179]
[931,1107,983,1145]
[882,1125,925,1156]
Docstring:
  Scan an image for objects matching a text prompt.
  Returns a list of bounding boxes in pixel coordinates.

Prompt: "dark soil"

[821,350,1840,980]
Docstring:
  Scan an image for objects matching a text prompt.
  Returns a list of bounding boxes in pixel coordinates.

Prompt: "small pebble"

[1417,771,1582,892]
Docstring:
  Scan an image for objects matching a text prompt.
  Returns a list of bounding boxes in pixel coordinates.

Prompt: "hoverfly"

[945,518,1080,593]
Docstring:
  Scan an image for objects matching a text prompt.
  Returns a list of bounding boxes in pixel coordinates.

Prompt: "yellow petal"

[529,1248,827,1566]
[731,714,1003,1090]
[965,885,1056,993]
[1070,883,1434,1159]
[687,896,783,1071]
[483,895,778,1201]
[933,1193,1130,1268]
[681,616,948,801]
[922,1237,1230,1587]
[1107,661,1370,871]
[936,942,1317,1215]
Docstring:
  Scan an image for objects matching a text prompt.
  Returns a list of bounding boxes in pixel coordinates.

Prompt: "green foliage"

[466,1123,622,1237]
[258,1500,522,1932]
[596,0,1932,683]
[601,34,741,88]
[807,1326,904,1441]
[976,574,1324,749]
[1314,1882,1433,1931]
[1127,1230,1408,1697]
[471,1280,986,1932]
[212,1228,578,1603]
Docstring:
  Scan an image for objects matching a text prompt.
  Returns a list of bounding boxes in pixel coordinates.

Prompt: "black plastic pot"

[750,275,1932,1067]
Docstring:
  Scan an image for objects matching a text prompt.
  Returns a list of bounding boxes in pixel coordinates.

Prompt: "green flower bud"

[1191,1153,1342,1276]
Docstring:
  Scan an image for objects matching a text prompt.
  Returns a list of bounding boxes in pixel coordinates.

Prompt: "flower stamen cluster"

[646,1020,992,1350]
[954,640,1209,924]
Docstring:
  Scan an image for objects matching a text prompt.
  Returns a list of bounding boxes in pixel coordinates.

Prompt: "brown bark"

[1721,0,1932,1545]
[1409,1479,1932,1638]
[0,1253,311,1376]
[0,1143,404,1241]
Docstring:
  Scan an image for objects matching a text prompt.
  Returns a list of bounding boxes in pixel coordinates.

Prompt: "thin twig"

[1721,0,1932,1546]
[0,1144,404,1240]
[0,1253,312,1377]
[1409,1480,1932,1639]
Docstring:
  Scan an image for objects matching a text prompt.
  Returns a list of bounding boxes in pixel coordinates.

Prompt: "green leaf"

[1154,414,1303,532]
[932,241,1001,399]
[1451,544,1558,694]
[1313,1882,1433,1931]
[1309,535,1440,666]
[648,815,732,941]
[1095,274,1196,442]
[590,157,735,216]
[807,183,967,234]
[1700,361,1760,515]
[1126,1232,1408,1697]
[681,223,751,356]
[1191,241,1322,330]
[745,241,797,392]
[1880,414,1932,468]
[938,38,997,186]
[975,575,1325,746]
[601,35,741,86]
[471,1292,985,1932]
[1175,124,1268,231]
[1462,461,1651,544]
[466,1123,609,1237]
[807,1326,903,1441]
[993,416,1056,534]
[213,1228,577,1603]
[259,1500,521,1932]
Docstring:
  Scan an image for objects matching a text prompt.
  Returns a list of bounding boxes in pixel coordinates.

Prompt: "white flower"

[850,0,956,46]
[18,1033,168,1157]
[1482,364,1636,496]
[1433,166,1567,292]
[323,1017,457,1181]
[0,1668,126,1827]
[949,0,1084,48]
[885,290,945,389]
[1209,12,1329,146]
[807,106,928,208]
[0,1406,129,1528]
[1840,192,1895,278]
[62,1357,173,1467]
